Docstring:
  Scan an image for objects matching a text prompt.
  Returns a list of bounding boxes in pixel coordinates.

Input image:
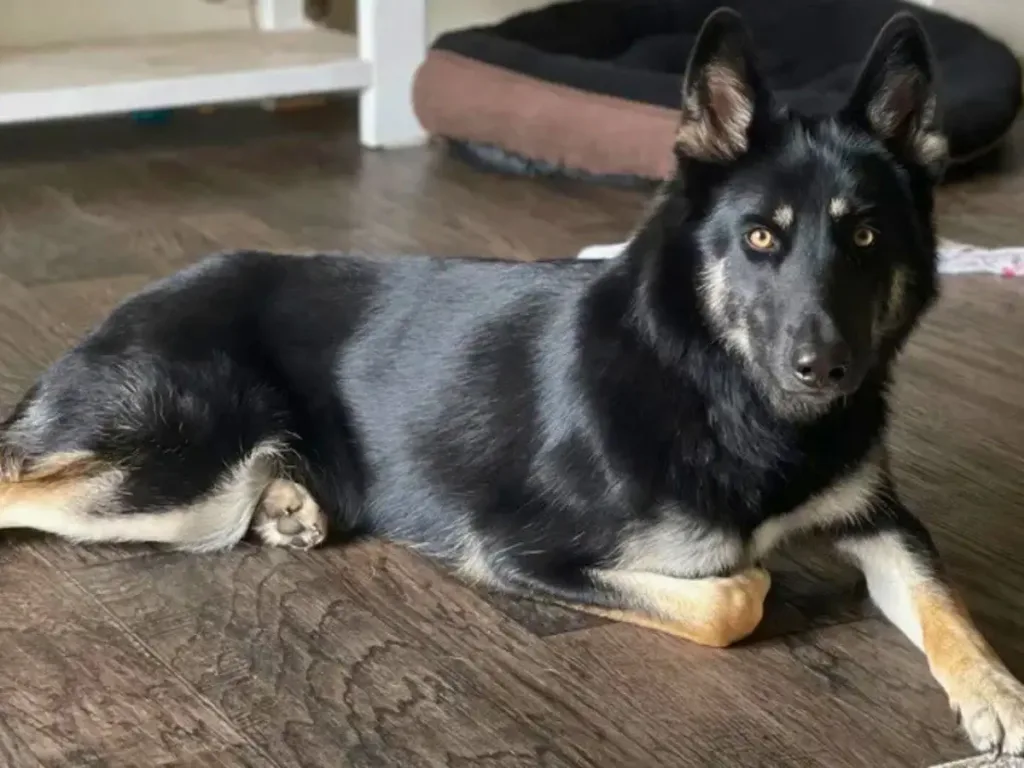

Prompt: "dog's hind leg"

[0,443,326,552]
[0,353,330,552]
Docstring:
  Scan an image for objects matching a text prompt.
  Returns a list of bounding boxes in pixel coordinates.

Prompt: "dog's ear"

[676,8,769,164]
[842,12,948,178]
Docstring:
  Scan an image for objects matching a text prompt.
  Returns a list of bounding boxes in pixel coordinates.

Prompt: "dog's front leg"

[833,500,1024,756]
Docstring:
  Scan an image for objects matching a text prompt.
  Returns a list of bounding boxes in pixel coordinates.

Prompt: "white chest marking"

[615,516,745,578]
[750,447,884,559]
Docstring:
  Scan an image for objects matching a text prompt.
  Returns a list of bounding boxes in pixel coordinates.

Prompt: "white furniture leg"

[255,0,314,30]
[357,0,428,148]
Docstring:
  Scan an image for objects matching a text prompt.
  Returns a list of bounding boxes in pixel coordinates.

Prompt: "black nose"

[791,340,852,390]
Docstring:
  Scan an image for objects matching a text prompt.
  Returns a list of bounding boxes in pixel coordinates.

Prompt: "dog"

[0,8,1021,757]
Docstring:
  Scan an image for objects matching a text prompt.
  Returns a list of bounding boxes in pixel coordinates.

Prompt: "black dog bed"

[413,0,1022,183]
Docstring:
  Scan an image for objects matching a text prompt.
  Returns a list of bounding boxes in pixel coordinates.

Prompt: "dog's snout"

[790,339,852,389]
[788,315,852,391]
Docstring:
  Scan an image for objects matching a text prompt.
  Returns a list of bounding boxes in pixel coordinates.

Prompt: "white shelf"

[0,28,372,125]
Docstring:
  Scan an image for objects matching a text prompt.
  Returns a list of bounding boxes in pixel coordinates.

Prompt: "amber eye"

[853,226,877,248]
[745,227,777,252]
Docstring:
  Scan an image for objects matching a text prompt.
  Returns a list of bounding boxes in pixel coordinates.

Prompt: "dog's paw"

[252,479,327,550]
[948,666,1024,756]
[699,567,772,647]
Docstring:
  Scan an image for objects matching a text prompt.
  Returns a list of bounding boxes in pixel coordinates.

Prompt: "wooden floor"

[0,104,1022,768]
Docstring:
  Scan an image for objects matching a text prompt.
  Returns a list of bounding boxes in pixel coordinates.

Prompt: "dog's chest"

[614,451,883,577]
[747,454,883,557]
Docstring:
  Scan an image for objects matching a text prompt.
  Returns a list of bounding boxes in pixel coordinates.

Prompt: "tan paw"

[252,479,327,550]
[697,567,772,647]
[947,667,1024,756]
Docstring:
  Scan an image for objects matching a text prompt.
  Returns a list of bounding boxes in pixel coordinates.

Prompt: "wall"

[325,0,550,40]
[422,0,550,40]
[926,0,1024,56]
[5,0,1015,58]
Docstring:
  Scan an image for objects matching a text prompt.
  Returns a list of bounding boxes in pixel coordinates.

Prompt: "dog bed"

[413,0,1022,183]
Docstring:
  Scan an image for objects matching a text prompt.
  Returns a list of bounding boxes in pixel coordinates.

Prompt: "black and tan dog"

[0,8,1020,757]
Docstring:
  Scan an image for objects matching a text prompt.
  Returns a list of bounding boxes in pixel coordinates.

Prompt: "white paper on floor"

[931,756,1024,768]
[576,239,1024,277]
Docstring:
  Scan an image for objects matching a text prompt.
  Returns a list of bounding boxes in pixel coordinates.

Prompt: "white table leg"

[254,0,314,30]
[357,0,428,148]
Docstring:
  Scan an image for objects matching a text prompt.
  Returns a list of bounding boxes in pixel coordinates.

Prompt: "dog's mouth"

[777,385,843,400]
[762,383,844,421]
[776,372,866,398]
[763,362,868,420]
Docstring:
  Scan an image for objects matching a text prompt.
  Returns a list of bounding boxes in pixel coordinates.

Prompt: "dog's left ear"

[676,8,771,164]
[842,12,948,178]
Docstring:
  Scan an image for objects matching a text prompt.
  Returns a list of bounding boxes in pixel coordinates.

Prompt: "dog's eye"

[745,227,778,252]
[853,226,877,248]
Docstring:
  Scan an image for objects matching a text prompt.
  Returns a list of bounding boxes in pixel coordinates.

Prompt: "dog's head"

[646,8,944,420]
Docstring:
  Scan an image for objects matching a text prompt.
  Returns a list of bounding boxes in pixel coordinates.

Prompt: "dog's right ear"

[676,8,769,164]
[841,13,948,178]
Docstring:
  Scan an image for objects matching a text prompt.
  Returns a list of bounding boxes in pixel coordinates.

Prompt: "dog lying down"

[0,8,1021,758]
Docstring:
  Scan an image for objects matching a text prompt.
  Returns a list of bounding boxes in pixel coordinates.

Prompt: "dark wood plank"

[66,539,849,768]
[547,617,970,768]
[754,545,874,639]
[181,211,306,253]
[0,273,72,401]
[467,587,611,638]
[0,185,213,286]
[29,274,153,339]
[0,544,274,768]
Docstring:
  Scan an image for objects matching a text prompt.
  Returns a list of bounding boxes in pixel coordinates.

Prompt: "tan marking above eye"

[829,197,849,218]
[745,227,778,252]
[853,226,877,248]
[772,205,794,229]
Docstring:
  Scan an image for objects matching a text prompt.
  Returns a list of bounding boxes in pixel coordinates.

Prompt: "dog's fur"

[0,8,1021,756]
